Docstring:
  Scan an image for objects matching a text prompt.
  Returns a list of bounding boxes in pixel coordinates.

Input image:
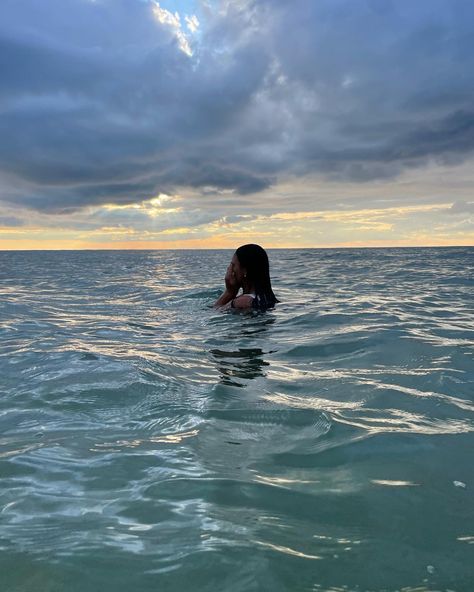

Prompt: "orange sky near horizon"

[1,239,473,250]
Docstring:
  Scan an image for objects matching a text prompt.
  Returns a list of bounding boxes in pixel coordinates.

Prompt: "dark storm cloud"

[0,0,474,214]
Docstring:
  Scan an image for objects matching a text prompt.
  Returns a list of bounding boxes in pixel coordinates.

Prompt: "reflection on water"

[208,315,276,387]
[210,348,270,387]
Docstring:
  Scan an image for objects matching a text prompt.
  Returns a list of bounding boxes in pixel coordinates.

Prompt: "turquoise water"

[0,248,473,592]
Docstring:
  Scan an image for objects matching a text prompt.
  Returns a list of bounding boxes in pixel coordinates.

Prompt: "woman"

[214,244,278,311]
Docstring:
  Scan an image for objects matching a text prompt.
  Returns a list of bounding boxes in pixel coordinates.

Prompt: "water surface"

[1,248,473,591]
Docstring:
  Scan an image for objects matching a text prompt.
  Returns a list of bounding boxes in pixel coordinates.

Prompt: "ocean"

[0,247,473,592]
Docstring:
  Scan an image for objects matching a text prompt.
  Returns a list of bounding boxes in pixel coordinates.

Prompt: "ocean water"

[0,247,473,592]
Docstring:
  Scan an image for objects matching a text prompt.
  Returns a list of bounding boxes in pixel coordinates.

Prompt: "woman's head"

[234,244,278,310]
[234,244,270,284]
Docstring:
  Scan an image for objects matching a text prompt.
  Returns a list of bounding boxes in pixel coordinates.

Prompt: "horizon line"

[1,244,472,252]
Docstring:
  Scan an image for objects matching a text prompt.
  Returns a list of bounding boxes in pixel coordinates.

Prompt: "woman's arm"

[216,294,255,311]
[214,264,240,308]
[214,288,237,308]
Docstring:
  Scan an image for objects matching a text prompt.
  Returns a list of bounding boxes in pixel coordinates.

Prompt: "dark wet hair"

[235,244,278,311]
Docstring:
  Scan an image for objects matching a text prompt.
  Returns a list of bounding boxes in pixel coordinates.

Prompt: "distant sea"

[1,248,473,592]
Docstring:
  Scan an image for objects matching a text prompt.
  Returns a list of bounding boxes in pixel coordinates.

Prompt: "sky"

[0,0,473,249]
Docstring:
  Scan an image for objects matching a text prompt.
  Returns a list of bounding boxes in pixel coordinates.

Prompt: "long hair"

[235,244,278,310]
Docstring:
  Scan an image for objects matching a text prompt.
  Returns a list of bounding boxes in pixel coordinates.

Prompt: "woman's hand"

[225,264,240,295]
[213,259,241,308]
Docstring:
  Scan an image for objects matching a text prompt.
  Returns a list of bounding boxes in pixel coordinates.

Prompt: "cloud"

[185,14,200,34]
[450,200,474,214]
[152,2,193,56]
[0,215,24,227]
[0,0,474,216]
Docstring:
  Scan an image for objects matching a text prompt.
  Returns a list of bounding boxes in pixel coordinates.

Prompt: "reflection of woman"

[214,244,278,311]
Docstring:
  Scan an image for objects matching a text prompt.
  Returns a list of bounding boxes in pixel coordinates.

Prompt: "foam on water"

[0,248,473,591]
